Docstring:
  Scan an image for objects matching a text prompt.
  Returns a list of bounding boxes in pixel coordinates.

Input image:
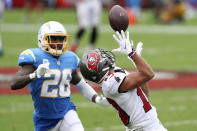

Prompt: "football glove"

[29,63,49,79]
[112,30,134,55]
[136,41,143,56]
[95,95,110,106]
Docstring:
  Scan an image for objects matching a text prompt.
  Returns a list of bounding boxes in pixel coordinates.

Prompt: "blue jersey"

[18,48,80,131]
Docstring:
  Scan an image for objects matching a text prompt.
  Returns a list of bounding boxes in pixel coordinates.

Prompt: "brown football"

[109,5,129,32]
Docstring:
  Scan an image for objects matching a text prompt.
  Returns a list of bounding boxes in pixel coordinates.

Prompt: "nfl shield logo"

[43,59,49,64]
[57,61,60,65]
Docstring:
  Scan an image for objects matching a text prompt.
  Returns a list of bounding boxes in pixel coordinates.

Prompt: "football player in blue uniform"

[11,21,109,131]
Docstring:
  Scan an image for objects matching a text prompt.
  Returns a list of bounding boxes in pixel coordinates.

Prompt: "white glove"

[95,95,110,106]
[136,41,143,56]
[36,63,49,78]
[29,63,49,79]
[112,30,134,55]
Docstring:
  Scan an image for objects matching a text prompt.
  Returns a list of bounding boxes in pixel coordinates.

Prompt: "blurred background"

[0,0,197,131]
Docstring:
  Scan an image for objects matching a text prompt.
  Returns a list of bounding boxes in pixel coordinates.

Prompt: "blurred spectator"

[48,0,56,8]
[23,0,46,23]
[152,0,186,24]
[0,0,4,56]
[5,0,12,9]
[125,0,141,25]
[185,0,197,20]
[115,0,126,7]
[188,0,197,8]
[151,0,165,20]
[70,0,102,53]
[101,0,115,10]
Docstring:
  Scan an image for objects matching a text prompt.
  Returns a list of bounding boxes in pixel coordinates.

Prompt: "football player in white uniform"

[0,0,4,55]
[80,30,168,131]
[70,0,102,52]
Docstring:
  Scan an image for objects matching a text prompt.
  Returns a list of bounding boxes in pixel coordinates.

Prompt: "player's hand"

[95,95,110,106]
[35,63,49,78]
[112,30,134,55]
[136,42,143,56]
[29,63,49,79]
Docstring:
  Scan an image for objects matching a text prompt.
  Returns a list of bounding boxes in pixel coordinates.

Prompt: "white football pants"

[48,110,84,131]
[76,0,101,28]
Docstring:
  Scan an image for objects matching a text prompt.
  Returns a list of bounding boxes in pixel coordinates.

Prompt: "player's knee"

[69,122,84,131]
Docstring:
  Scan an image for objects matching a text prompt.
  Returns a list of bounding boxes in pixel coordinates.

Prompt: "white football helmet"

[38,21,69,56]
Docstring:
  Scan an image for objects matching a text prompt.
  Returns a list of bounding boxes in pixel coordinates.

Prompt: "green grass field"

[1,9,197,71]
[1,9,197,131]
[1,89,197,131]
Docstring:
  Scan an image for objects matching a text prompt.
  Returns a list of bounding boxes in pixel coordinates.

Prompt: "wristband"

[95,95,110,106]
[29,72,36,80]
[128,48,136,58]
[95,96,101,104]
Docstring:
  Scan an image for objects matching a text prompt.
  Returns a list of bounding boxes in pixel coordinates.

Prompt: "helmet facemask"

[96,49,116,83]
[38,21,69,56]
[42,33,68,56]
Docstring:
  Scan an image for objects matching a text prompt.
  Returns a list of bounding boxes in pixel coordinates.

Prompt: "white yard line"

[153,95,197,103]
[0,101,189,114]
[0,101,192,114]
[2,24,197,34]
[0,102,33,114]
[165,120,197,127]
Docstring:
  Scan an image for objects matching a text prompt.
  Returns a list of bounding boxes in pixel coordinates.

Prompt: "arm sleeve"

[74,78,97,101]
[18,49,36,66]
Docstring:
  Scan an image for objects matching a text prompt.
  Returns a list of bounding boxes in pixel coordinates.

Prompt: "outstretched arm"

[121,52,154,92]
[130,42,150,97]
[71,70,109,106]
[112,31,154,93]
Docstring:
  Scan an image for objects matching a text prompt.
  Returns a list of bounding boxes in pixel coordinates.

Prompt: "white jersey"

[101,67,167,131]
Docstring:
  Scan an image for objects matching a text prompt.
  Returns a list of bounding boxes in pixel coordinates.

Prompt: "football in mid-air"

[109,5,129,32]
